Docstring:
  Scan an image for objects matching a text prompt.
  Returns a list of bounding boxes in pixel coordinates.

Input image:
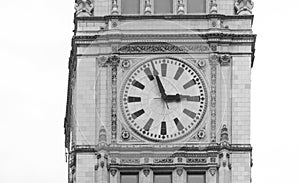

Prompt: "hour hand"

[165,94,201,102]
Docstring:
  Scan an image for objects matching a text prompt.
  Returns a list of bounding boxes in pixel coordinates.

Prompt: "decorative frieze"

[209,54,219,143]
[118,43,210,54]
[186,158,207,164]
[234,0,254,15]
[120,158,140,164]
[75,0,94,17]
[153,158,174,164]
[109,55,120,143]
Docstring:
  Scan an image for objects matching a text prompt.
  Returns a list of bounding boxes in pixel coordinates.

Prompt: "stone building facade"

[64,1,256,183]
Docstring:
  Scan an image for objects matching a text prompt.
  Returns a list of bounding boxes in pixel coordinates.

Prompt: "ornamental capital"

[235,0,254,15]
[75,0,94,17]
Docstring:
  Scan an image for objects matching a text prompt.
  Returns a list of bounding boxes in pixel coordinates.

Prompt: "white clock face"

[120,57,208,142]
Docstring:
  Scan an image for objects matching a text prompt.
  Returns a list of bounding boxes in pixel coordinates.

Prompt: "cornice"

[71,144,252,154]
[75,14,254,22]
[73,33,256,42]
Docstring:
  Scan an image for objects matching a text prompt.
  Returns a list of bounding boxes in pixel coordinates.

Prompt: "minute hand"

[151,61,167,98]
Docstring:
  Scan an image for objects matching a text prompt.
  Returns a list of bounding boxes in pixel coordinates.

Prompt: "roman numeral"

[174,118,184,131]
[160,121,167,135]
[183,109,196,119]
[144,68,154,81]
[143,118,154,131]
[132,109,145,119]
[183,79,196,89]
[174,67,184,80]
[161,63,167,77]
[128,96,141,103]
[187,96,201,102]
[132,80,145,90]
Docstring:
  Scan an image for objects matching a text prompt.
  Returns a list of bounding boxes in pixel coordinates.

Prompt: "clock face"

[120,57,208,142]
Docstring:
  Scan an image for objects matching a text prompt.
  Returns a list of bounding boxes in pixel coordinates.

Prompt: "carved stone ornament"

[210,0,218,14]
[177,0,185,15]
[118,44,210,54]
[220,125,229,146]
[97,56,109,67]
[109,55,120,142]
[209,168,216,176]
[111,0,119,15]
[121,59,131,69]
[110,168,117,177]
[235,0,254,15]
[144,0,152,15]
[197,130,206,140]
[100,161,105,168]
[219,54,232,66]
[143,169,150,177]
[197,60,206,68]
[121,130,131,140]
[75,0,94,17]
[176,168,183,176]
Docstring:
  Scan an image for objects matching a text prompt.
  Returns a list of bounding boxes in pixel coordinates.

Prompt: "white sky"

[0,0,299,183]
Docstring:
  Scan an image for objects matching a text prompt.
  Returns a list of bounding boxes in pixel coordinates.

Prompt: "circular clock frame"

[119,56,208,142]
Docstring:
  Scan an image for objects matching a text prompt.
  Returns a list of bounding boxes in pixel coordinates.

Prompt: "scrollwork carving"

[234,0,254,15]
[75,0,94,17]
[219,54,232,66]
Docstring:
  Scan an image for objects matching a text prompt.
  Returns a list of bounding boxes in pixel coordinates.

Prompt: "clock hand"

[165,94,199,102]
[150,61,167,99]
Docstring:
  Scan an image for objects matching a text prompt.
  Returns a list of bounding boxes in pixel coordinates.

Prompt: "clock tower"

[64,1,256,183]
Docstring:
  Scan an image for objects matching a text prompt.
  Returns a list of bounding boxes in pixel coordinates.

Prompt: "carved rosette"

[75,0,94,17]
[209,54,219,142]
[144,0,152,15]
[109,55,120,142]
[111,0,119,15]
[210,0,218,14]
[235,0,254,15]
[177,0,185,15]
